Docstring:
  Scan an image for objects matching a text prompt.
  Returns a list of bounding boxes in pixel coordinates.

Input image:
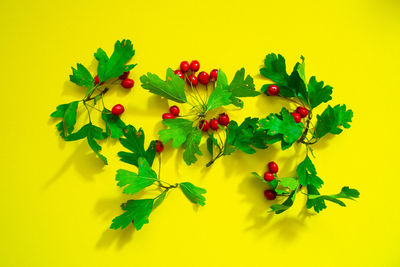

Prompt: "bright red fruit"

[169,105,180,116]
[156,140,164,153]
[209,119,219,130]
[189,60,200,72]
[94,75,100,85]
[263,172,275,182]
[268,161,279,174]
[121,79,134,89]
[210,69,218,81]
[291,112,301,123]
[112,104,124,116]
[198,71,210,85]
[264,190,277,200]
[162,113,175,120]
[180,61,190,72]
[296,107,308,118]
[199,120,209,131]
[187,74,198,87]
[119,71,130,80]
[267,85,280,96]
[174,69,184,79]
[218,113,230,126]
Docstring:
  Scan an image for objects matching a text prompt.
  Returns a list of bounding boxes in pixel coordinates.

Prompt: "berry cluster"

[263,161,279,200]
[174,60,218,87]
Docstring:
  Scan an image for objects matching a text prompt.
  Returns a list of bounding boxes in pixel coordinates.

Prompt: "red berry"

[199,120,209,131]
[169,105,180,116]
[264,189,277,200]
[94,75,100,85]
[291,112,301,123]
[268,161,279,174]
[180,61,190,72]
[174,70,184,80]
[189,60,200,72]
[296,107,308,118]
[119,71,130,80]
[121,78,134,89]
[162,113,175,120]
[198,71,210,85]
[209,119,219,130]
[111,104,125,116]
[210,69,218,81]
[187,74,198,87]
[267,85,280,96]
[156,140,164,153]
[263,172,275,182]
[218,113,230,126]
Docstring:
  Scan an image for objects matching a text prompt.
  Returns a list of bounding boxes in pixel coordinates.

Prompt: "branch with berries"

[50,40,136,164]
[251,53,359,213]
[140,60,267,167]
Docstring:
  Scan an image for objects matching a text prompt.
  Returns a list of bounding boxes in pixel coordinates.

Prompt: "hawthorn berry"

[112,104,125,116]
[268,161,279,174]
[162,113,175,120]
[198,71,210,85]
[180,61,190,72]
[291,112,302,123]
[121,78,134,89]
[169,105,180,116]
[187,74,198,87]
[264,189,277,200]
[189,60,200,72]
[94,75,100,85]
[199,120,210,131]
[267,85,280,96]
[296,107,308,118]
[174,69,184,80]
[209,119,220,130]
[156,140,164,153]
[263,172,275,182]
[218,113,230,126]
[210,69,218,81]
[119,71,130,80]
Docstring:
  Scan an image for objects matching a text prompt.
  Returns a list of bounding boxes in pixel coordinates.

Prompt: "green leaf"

[228,68,259,107]
[51,101,79,136]
[115,158,157,195]
[306,184,327,213]
[153,190,168,209]
[206,69,231,111]
[180,182,207,206]
[269,189,297,214]
[279,177,299,191]
[260,53,289,85]
[140,68,187,103]
[307,76,333,108]
[69,64,94,88]
[307,186,360,213]
[110,199,153,230]
[206,134,218,158]
[86,123,108,164]
[297,155,324,189]
[251,172,278,188]
[287,63,308,104]
[315,104,353,139]
[182,128,203,165]
[96,39,136,82]
[101,109,126,138]
[158,118,193,148]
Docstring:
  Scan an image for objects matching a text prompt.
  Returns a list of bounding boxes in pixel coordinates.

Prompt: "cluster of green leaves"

[111,125,207,230]
[50,39,136,164]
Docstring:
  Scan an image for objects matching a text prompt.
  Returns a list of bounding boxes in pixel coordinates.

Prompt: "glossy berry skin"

[264,189,277,200]
[263,172,275,182]
[111,104,125,116]
[187,74,198,87]
[198,71,210,85]
[162,113,175,120]
[119,71,130,80]
[189,60,200,72]
[268,161,279,174]
[210,69,218,81]
[218,113,230,126]
[291,112,302,123]
[121,78,134,89]
[199,120,209,131]
[267,85,280,96]
[180,61,190,72]
[174,69,184,80]
[94,75,100,85]
[156,140,164,153]
[296,107,308,118]
[169,105,180,116]
[209,119,220,130]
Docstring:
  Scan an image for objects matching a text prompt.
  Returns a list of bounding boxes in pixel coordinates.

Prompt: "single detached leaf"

[51,101,79,137]
[69,64,94,88]
[206,69,232,111]
[279,177,299,191]
[110,199,153,230]
[315,104,353,139]
[182,128,203,165]
[140,68,187,103]
[101,109,126,138]
[228,68,260,107]
[180,182,207,206]
[307,76,333,108]
[297,155,324,189]
[158,118,193,148]
[260,53,289,85]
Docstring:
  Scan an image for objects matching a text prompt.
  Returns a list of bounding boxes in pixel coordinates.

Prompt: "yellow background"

[1,0,399,266]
